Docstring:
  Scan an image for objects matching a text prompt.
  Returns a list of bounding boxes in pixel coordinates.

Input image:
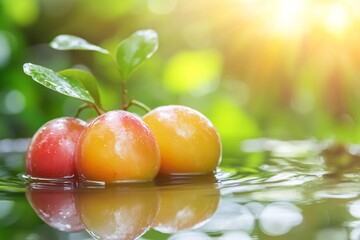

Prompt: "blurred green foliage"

[1,0,360,160]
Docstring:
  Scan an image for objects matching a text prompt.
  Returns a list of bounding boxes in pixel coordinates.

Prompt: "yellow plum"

[143,105,222,175]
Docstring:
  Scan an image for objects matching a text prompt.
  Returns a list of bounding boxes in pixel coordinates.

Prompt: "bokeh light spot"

[349,200,360,218]
[259,202,303,236]
[168,231,211,240]
[3,0,39,26]
[324,4,349,35]
[271,0,306,35]
[0,200,14,221]
[210,96,259,141]
[163,50,222,95]
[4,90,26,114]
[219,231,252,240]
[200,199,255,233]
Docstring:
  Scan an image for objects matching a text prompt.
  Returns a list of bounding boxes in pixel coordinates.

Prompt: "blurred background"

[1,0,360,159]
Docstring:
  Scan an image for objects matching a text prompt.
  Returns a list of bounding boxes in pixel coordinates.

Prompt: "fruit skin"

[26,187,84,232]
[76,110,160,182]
[143,105,222,175]
[26,117,87,179]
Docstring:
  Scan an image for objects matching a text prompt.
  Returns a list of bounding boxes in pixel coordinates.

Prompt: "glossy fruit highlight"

[143,105,222,175]
[26,117,87,179]
[76,110,160,182]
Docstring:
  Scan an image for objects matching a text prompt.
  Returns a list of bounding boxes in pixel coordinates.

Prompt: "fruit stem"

[128,99,151,113]
[119,78,150,113]
[74,104,90,118]
[91,103,103,115]
[75,103,102,117]
[121,80,128,110]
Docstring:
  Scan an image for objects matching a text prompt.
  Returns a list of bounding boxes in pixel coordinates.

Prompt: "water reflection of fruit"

[26,186,84,232]
[75,183,159,240]
[153,174,220,233]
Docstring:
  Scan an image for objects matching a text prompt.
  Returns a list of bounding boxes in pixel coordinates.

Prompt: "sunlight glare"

[271,0,306,35]
[324,4,349,35]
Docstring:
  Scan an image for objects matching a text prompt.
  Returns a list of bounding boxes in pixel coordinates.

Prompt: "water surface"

[1,138,360,240]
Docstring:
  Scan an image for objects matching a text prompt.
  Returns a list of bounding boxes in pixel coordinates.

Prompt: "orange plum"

[153,174,220,233]
[76,110,160,182]
[26,117,87,179]
[143,105,222,175]
[75,184,159,240]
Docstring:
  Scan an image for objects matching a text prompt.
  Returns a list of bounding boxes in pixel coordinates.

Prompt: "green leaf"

[116,29,158,79]
[58,69,102,107]
[50,35,110,54]
[23,63,95,103]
